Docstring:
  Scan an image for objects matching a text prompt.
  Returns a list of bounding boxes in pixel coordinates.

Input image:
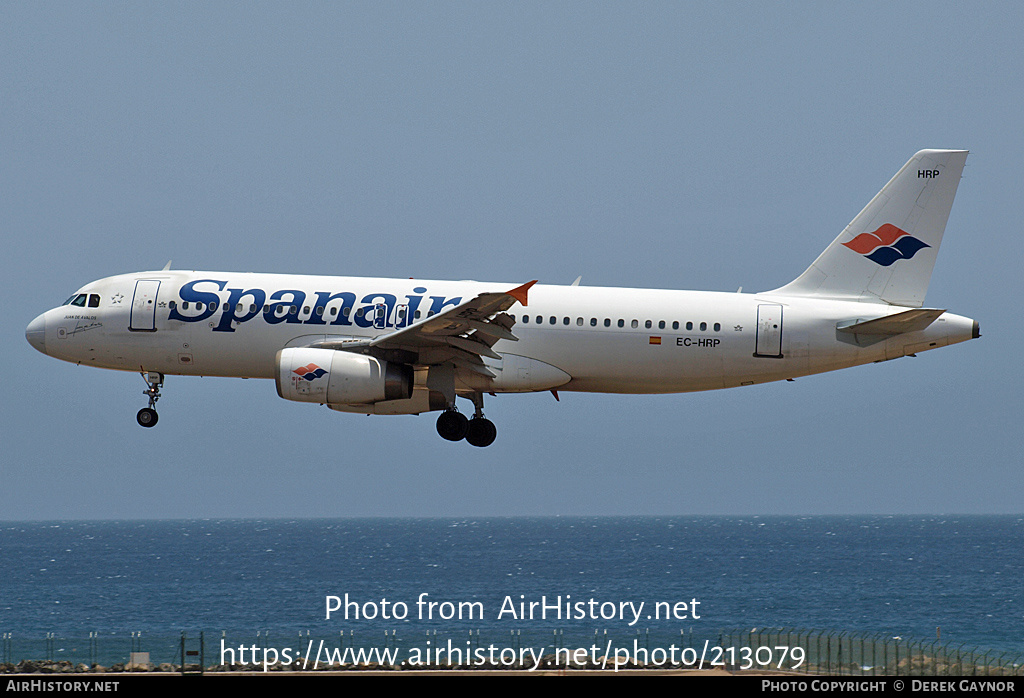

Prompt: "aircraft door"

[372,303,388,330]
[130,280,161,332]
[754,303,783,358]
[394,303,409,328]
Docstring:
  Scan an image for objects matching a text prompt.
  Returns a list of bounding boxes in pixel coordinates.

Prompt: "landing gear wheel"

[436,410,469,441]
[465,417,497,448]
[137,408,159,428]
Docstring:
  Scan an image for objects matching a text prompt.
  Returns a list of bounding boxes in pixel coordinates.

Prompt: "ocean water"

[1,516,1021,664]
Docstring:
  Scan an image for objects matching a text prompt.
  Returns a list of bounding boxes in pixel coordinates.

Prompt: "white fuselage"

[28,270,977,400]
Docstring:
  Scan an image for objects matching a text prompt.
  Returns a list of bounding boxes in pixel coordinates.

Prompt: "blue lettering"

[405,287,427,323]
[428,295,462,316]
[168,282,464,332]
[169,280,226,322]
[213,288,267,332]
[305,291,356,326]
[355,293,397,328]
[264,290,306,325]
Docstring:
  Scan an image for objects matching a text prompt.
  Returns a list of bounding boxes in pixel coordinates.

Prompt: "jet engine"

[275,347,413,405]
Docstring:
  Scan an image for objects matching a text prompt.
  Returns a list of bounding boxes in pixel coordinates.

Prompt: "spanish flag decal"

[649,336,662,345]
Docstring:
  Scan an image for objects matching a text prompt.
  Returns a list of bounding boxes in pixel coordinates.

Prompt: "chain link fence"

[2,628,1022,674]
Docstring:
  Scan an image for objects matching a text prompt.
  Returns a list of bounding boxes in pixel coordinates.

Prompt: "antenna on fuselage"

[161,260,172,271]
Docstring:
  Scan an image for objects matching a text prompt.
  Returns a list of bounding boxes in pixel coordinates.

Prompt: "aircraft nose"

[26,313,47,355]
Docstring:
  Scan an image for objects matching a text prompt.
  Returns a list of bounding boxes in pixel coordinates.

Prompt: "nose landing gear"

[137,371,163,428]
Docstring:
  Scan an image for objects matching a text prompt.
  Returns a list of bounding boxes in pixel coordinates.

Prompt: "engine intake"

[275,347,413,405]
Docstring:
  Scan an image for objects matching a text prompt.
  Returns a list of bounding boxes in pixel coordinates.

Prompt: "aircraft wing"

[311,280,537,377]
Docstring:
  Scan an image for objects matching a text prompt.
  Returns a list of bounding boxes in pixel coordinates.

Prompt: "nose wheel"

[137,371,163,428]
[137,407,158,427]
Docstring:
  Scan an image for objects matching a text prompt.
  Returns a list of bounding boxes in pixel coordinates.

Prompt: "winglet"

[506,280,538,307]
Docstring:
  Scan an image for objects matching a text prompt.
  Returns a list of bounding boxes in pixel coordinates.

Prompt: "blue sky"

[3,2,1021,518]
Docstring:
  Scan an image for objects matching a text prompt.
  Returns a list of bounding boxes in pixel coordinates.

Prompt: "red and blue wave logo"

[842,224,930,266]
[293,363,328,381]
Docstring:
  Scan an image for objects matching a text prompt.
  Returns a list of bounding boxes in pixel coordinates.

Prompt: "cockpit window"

[88,294,100,308]
[66,294,88,307]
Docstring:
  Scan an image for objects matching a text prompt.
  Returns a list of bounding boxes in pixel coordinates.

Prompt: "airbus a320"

[26,150,978,447]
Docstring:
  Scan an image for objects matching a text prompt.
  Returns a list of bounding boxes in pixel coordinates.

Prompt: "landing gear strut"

[137,371,163,428]
[434,393,498,447]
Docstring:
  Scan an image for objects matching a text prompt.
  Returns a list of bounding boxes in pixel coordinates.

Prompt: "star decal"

[111,293,124,304]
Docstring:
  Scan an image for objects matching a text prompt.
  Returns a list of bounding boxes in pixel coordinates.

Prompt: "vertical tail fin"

[768,149,968,307]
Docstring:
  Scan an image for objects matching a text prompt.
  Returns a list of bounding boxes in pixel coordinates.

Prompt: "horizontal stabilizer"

[837,308,946,336]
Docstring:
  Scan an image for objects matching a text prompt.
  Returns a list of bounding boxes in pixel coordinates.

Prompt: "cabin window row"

[520,315,722,332]
[167,301,724,332]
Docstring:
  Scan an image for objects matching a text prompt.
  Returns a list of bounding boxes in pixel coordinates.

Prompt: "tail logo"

[293,363,328,381]
[842,224,930,267]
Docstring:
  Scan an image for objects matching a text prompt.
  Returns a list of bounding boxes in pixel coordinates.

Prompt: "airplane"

[26,149,978,447]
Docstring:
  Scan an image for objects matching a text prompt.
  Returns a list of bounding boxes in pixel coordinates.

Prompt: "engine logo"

[293,363,328,381]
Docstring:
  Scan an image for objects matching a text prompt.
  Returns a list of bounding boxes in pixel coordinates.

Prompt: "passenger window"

[645,320,652,329]
[209,302,217,312]
[576,317,583,326]
[549,316,556,325]
[88,294,100,308]
[686,321,693,330]
[414,310,421,319]
[631,320,638,329]
[522,315,529,324]
[617,319,624,328]
[604,319,611,327]
[700,322,707,331]
[714,322,721,332]
[658,320,665,330]
[536,316,542,324]
[316,306,325,316]
[343,306,351,317]
[563,317,570,326]
[672,321,679,330]
[169,301,177,310]
[590,318,597,327]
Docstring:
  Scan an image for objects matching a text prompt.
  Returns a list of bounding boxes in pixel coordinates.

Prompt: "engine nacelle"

[275,347,413,405]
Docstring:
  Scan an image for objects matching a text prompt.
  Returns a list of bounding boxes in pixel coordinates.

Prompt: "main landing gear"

[137,371,163,428]
[435,393,497,447]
